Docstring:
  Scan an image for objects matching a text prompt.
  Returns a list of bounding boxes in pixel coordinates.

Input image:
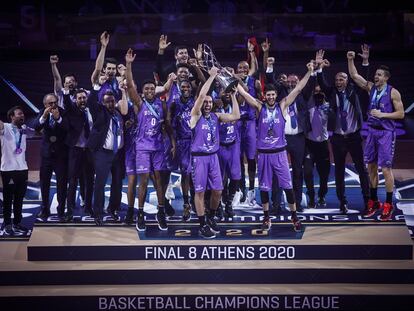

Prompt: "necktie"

[49,116,55,128]
[83,110,90,139]
[112,114,119,153]
[338,92,348,131]
[289,104,297,129]
[312,106,322,136]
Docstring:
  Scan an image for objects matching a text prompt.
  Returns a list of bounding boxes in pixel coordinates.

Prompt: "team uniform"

[191,113,223,193]
[364,84,396,167]
[257,104,292,192]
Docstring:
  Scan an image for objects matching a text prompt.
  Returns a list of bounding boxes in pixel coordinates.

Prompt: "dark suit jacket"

[32,108,68,158]
[155,53,199,83]
[62,94,91,148]
[86,89,123,152]
[317,69,367,132]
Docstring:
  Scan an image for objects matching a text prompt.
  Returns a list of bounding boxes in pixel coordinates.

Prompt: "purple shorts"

[257,150,292,191]
[364,128,396,168]
[136,150,164,174]
[219,142,241,180]
[176,139,192,175]
[125,143,136,176]
[240,119,257,160]
[191,153,223,193]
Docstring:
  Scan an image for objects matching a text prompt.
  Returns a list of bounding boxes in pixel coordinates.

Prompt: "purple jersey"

[367,84,395,131]
[191,113,219,154]
[218,105,238,144]
[172,97,194,141]
[135,98,164,151]
[98,78,121,103]
[257,104,286,150]
[239,76,257,121]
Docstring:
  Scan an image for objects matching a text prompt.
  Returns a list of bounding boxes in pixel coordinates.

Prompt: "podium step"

[27,225,413,261]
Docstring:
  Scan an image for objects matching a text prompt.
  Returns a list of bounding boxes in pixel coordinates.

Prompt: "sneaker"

[156,211,168,231]
[363,199,382,217]
[136,211,146,231]
[317,197,326,208]
[3,224,13,236]
[36,208,50,220]
[94,217,104,226]
[124,208,134,225]
[13,224,28,234]
[206,216,220,234]
[232,190,242,207]
[85,207,95,218]
[307,199,316,209]
[340,202,348,215]
[247,189,257,206]
[291,214,302,232]
[224,203,235,218]
[165,184,175,200]
[215,203,224,219]
[380,202,393,221]
[165,200,175,217]
[182,204,192,222]
[261,216,271,230]
[108,209,119,221]
[240,188,247,203]
[199,225,216,239]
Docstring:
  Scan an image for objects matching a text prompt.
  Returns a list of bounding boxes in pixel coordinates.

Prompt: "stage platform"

[1,223,414,310]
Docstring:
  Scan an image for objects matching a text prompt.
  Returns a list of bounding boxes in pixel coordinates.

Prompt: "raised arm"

[156,73,176,97]
[261,38,270,74]
[190,67,219,128]
[236,84,262,111]
[280,62,313,112]
[50,55,63,95]
[248,40,257,76]
[91,31,109,85]
[347,51,372,92]
[216,88,241,123]
[155,34,171,82]
[117,82,129,116]
[125,48,143,111]
[0,119,4,131]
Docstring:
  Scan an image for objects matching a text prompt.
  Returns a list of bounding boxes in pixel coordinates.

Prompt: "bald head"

[335,72,348,91]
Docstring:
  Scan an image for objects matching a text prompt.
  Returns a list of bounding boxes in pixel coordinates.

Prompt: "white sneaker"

[232,190,242,207]
[247,189,256,206]
[165,183,175,200]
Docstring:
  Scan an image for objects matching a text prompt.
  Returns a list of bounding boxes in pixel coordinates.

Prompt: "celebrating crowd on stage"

[0,31,404,238]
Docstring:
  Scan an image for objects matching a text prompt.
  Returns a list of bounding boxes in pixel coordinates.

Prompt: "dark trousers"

[67,147,94,214]
[40,154,68,215]
[93,148,124,219]
[330,131,369,204]
[1,170,28,225]
[304,139,331,200]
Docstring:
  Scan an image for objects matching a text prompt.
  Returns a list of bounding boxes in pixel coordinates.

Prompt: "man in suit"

[87,84,127,225]
[315,47,370,213]
[34,93,68,221]
[62,88,95,220]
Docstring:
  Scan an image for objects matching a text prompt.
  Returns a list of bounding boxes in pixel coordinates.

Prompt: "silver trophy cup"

[200,44,238,93]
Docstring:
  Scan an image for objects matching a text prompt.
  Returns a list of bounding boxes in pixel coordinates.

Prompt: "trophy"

[200,44,238,93]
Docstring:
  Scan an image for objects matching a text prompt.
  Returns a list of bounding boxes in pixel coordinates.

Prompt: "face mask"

[314,93,325,105]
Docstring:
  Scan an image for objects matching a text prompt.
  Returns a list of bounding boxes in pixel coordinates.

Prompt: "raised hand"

[188,58,198,66]
[42,106,52,119]
[50,55,59,64]
[358,43,370,64]
[168,72,177,81]
[261,38,271,53]
[100,31,110,47]
[267,57,275,66]
[159,34,171,51]
[247,40,255,52]
[51,107,60,120]
[125,48,136,64]
[209,66,219,77]
[193,44,203,61]
[306,61,314,72]
[315,49,324,67]
[347,51,356,60]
